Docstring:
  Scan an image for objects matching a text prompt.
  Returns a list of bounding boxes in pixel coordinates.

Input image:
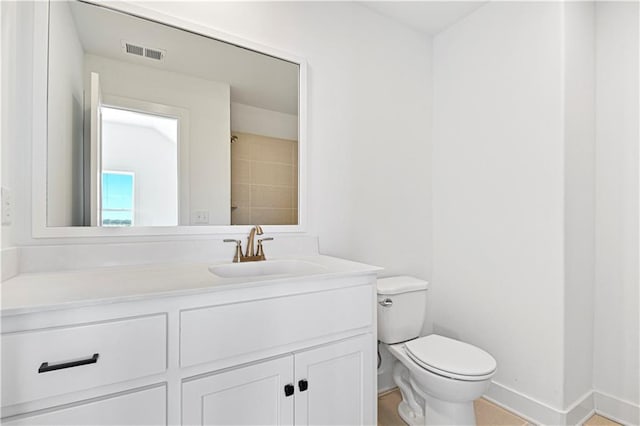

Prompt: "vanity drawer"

[2,385,167,426]
[1,384,166,425]
[180,284,373,367]
[1,315,167,407]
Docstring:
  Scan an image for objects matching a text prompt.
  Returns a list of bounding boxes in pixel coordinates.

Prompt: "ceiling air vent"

[121,41,165,61]
[125,42,144,56]
[144,48,163,61]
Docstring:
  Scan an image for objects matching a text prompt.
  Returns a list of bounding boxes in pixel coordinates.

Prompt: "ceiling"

[67,2,299,115]
[363,1,488,35]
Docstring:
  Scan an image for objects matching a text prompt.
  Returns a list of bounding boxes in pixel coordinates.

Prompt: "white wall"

[433,2,638,423]
[594,2,640,421]
[3,1,33,250]
[102,122,178,226]
[83,54,230,226]
[231,102,297,141]
[430,2,564,407]
[563,1,595,409]
[433,0,566,412]
[46,1,85,227]
[1,1,17,249]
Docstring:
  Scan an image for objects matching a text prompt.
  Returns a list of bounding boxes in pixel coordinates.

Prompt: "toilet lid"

[405,335,496,380]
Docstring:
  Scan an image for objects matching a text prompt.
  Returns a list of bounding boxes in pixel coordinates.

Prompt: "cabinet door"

[1,385,166,426]
[182,356,294,426]
[294,334,374,426]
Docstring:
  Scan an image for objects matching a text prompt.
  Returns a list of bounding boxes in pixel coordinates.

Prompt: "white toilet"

[377,276,497,426]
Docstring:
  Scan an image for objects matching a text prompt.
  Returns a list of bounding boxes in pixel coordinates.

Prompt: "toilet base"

[396,395,476,426]
[397,400,425,426]
[422,395,476,426]
[387,342,490,426]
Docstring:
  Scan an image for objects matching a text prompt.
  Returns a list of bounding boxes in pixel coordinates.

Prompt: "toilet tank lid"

[377,276,429,295]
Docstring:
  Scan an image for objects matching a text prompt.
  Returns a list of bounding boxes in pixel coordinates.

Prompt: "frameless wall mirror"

[45,1,301,230]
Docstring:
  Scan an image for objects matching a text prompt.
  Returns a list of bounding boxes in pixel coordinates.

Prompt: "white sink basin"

[208,259,328,278]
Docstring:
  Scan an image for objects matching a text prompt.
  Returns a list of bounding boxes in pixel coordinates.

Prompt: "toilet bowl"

[386,335,496,426]
[377,277,497,426]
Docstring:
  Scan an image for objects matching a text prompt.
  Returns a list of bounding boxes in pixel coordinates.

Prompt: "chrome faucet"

[224,225,273,263]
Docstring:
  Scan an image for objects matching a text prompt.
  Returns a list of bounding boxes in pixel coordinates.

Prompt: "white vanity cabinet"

[1,315,167,407]
[2,385,167,426]
[294,334,374,426]
[1,258,379,426]
[179,284,372,368]
[182,356,294,426]
[182,334,373,426]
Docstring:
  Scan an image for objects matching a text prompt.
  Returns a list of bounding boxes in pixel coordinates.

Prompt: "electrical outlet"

[191,210,209,225]
[2,187,13,225]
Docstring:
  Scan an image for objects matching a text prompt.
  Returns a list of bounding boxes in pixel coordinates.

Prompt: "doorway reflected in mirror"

[101,106,179,227]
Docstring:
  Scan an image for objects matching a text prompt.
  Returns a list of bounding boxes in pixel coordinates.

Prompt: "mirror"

[46,1,300,229]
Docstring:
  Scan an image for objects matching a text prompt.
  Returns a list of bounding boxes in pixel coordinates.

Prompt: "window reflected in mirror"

[101,171,135,227]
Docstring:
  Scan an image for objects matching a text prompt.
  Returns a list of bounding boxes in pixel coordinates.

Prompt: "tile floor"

[378,389,622,426]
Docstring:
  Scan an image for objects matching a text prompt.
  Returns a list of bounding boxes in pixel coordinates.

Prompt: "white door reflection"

[101,106,179,226]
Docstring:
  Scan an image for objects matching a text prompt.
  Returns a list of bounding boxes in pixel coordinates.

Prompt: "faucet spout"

[245,225,264,257]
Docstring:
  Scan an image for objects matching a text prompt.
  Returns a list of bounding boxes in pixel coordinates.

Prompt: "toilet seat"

[405,334,497,381]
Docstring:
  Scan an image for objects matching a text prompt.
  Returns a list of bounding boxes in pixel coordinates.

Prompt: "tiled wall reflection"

[231,132,298,225]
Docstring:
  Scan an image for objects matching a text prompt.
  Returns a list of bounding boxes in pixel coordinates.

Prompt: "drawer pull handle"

[38,353,100,373]
[298,379,308,392]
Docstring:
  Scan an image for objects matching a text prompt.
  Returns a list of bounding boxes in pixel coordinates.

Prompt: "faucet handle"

[256,237,274,260]
[223,239,243,263]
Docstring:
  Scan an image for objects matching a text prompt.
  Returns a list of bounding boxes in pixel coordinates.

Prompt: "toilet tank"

[377,276,429,344]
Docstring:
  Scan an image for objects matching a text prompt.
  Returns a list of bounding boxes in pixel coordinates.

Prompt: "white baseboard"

[485,381,596,425]
[594,390,640,426]
[378,385,398,396]
[378,381,396,395]
[567,392,595,425]
[377,342,397,394]
[382,378,638,426]
[485,380,565,425]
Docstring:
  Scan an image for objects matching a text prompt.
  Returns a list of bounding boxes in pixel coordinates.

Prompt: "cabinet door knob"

[298,379,308,392]
[284,383,294,397]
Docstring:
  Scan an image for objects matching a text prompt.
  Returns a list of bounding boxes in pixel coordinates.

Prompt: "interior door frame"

[100,95,190,226]
[88,72,102,226]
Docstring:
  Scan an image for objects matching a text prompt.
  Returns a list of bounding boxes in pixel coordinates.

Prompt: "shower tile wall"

[231,132,298,225]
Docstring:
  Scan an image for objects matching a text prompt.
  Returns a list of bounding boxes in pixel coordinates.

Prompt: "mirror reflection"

[47,1,299,227]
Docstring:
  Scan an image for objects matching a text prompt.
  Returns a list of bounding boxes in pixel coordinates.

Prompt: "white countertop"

[1,255,381,316]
